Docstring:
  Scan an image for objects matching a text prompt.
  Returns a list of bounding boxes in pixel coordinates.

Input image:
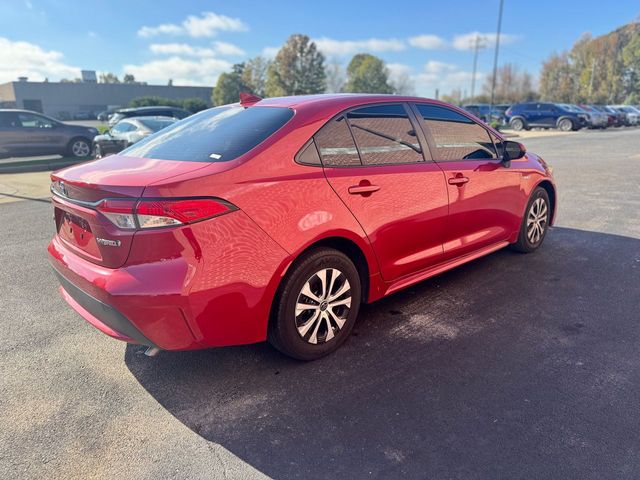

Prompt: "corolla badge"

[96,238,121,247]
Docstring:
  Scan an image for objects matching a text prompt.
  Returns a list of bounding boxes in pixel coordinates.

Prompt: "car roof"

[0,109,49,114]
[123,115,177,122]
[116,106,182,113]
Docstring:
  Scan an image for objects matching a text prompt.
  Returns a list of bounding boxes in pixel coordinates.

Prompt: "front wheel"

[510,118,525,131]
[511,187,551,253]
[268,248,361,360]
[93,144,103,159]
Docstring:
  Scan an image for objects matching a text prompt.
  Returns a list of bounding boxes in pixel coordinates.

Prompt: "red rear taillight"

[97,198,235,230]
[97,199,137,229]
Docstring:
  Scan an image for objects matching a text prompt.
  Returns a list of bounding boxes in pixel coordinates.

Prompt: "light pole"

[489,0,504,112]
[470,34,486,100]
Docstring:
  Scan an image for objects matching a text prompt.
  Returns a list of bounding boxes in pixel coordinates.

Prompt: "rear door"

[317,103,449,282]
[412,103,523,261]
[16,112,62,155]
[0,112,22,156]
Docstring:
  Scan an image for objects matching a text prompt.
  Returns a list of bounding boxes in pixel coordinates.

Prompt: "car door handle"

[348,184,381,195]
[448,175,469,186]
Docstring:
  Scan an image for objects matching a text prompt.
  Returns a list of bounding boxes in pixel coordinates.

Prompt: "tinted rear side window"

[314,116,361,167]
[346,104,423,165]
[122,106,294,162]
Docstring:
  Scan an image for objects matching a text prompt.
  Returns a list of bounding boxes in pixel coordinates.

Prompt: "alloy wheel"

[295,268,351,345]
[72,140,90,157]
[526,197,548,244]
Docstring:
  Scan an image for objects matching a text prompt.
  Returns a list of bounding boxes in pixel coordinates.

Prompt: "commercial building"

[0,74,212,119]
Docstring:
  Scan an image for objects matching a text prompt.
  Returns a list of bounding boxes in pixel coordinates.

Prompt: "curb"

[0,157,90,174]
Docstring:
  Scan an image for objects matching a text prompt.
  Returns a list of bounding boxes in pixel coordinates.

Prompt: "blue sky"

[0,0,638,96]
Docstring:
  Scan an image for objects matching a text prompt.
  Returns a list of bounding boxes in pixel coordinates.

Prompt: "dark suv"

[505,103,589,131]
[0,109,98,158]
[108,106,191,126]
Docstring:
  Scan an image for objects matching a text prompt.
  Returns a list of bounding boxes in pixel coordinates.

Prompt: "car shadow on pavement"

[125,227,640,480]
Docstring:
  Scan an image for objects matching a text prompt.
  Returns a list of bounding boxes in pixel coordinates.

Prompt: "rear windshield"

[138,118,176,131]
[121,106,294,162]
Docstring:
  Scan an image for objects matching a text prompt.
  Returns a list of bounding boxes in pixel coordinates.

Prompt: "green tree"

[539,52,577,103]
[343,54,394,94]
[99,72,120,83]
[264,34,326,96]
[212,63,246,106]
[130,96,179,108]
[622,31,640,100]
[181,98,209,113]
[123,73,136,83]
[241,56,269,97]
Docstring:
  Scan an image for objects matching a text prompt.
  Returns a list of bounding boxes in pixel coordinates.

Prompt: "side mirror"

[502,140,526,163]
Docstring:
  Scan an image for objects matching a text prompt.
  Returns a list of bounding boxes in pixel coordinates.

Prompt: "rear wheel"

[510,118,525,131]
[558,118,574,132]
[511,187,550,253]
[268,248,361,360]
[67,138,91,158]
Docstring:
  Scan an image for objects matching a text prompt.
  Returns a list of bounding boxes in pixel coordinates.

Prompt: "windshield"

[138,118,176,131]
[121,106,294,162]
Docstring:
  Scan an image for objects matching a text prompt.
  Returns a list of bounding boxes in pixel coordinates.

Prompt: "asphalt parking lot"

[1,128,639,479]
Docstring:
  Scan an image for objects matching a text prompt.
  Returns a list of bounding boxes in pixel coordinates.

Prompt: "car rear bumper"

[49,235,200,350]
[48,209,291,351]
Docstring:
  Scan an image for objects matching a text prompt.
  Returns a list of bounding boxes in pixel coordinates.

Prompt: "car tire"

[93,144,103,159]
[558,118,574,132]
[510,118,525,131]
[268,248,361,361]
[67,138,91,158]
[510,187,551,253]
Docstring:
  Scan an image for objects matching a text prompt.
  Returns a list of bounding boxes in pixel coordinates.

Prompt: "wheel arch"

[535,179,557,225]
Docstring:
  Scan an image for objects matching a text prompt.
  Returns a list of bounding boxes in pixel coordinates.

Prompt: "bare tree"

[325,59,346,93]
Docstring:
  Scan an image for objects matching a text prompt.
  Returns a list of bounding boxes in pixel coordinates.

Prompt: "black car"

[108,106,191,126]
[0,109,98,158]
[505,103,589,131]
[92,116,177,158]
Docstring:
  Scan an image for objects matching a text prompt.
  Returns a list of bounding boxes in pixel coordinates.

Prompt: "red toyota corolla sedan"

[48,94,556,360]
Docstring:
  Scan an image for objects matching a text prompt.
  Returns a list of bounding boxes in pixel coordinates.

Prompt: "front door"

[412,103,523,260]
[314,103,449,282]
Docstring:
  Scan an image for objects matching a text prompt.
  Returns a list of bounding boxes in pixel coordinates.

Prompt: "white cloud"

[123,56,233,86]
[212,41,245,56]
[408,35,446,50]
[386,63,414,79]
[150,43,215,57]
[387,61,481,98]
[150,41,245,59]
[312,37,406,56]
[0,37,79,83]
[452,31,519,50]
[138,12,248,38]
[261,46,280,59]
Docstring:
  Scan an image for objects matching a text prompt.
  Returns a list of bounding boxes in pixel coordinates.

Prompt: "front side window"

[313,116,361,167]
[415,104,497,161]
[18,113,54,129]
[122,106,294,162]
[346,104,423,166]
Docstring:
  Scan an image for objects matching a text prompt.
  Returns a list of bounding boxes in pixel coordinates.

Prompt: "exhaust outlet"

[144,346,161,357]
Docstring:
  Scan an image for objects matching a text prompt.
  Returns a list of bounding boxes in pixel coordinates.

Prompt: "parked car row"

[0,106,190,159]
[463,102,640,131]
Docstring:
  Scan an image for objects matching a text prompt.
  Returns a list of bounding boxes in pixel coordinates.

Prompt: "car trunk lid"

[51,155,211,268]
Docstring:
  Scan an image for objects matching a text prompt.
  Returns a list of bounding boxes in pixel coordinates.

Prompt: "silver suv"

[0,109,98,159]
